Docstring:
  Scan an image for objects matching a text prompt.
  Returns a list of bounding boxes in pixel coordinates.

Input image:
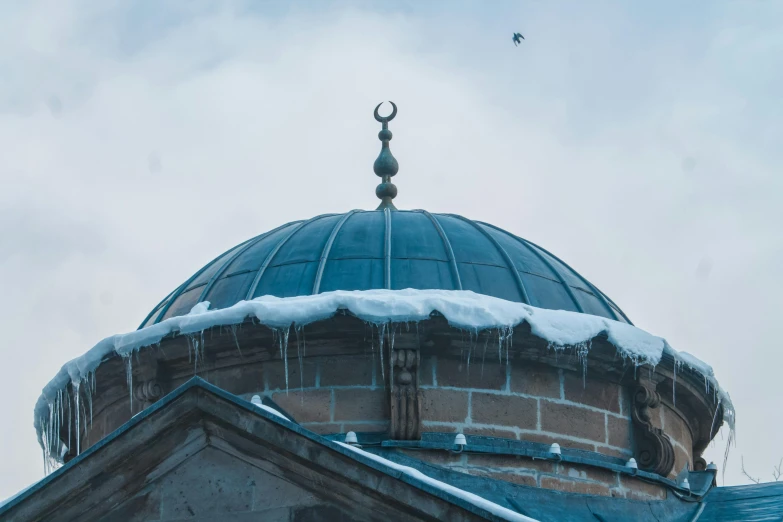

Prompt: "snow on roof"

[334,441,539,522]
[34,289,733,459]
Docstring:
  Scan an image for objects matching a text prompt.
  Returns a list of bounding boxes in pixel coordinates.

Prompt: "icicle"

[672,359,682,406]
[277,327,291,393]
[295,326,304,393]
[229,324,242,355]
[73,381,81,456]
[124,354,134,412]
[481,334,489,378]
[378,323,386,382]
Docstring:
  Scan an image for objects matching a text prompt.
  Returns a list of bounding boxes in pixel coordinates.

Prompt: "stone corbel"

[390,349,421,440]
[134,380,163,408]
[632,378,675,476]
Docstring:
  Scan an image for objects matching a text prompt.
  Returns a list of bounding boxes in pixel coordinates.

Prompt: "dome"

[139,210,631,328]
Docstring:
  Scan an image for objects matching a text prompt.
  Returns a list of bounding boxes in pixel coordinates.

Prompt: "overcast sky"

[1,0,782,500]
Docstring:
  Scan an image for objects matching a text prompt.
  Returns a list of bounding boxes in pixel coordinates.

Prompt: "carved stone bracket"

[134,380,163,407]
[390,349,421,440]
[632,379,675,476]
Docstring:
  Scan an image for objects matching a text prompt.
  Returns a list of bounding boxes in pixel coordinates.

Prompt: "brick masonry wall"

[400,451,667,500]
[419,357,635,459]
[85,349,693,497]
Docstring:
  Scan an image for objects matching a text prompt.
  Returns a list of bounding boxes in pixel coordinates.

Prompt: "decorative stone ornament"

[389,348,421,440]
[632,378,675,476]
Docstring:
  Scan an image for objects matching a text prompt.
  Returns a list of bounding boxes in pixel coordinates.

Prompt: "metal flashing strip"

[418,210,463,290]
[312,210,360,295]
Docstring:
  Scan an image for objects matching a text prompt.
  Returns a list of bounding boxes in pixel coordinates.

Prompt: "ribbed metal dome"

[139,210,631,328]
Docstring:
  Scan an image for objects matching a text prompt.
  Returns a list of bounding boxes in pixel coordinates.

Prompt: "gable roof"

[4,377,533,522]
[5,378,781,522]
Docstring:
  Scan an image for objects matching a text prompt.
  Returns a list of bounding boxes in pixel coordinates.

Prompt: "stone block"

[341,422,389,434]
[304,423,343,435]
[463,426,518,440]
[509,363,560,398]
[619,476,667,500]
[319,356,373,387]
[469,469,537,487]
[672,444,692,478]
[519,432,596,452]
[265,360,317,391]
[594,446,633,459]
[560,465,619,487]
[435,357,507,390]
[270,390,331,423]
[563,372,621,413]
[334,389,389,422]
[662,406,693,449]
[468,454,555,474]
[421,389,469,423]
[204,365,264,396]
[540,401,606,443]
[607,415,633,449]
[470,393,537,428]
[419,356,435,386]
[539,476,611,496]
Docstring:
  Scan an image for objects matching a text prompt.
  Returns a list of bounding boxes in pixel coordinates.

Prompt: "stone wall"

[401,451,667,500]
[75,317,710,498]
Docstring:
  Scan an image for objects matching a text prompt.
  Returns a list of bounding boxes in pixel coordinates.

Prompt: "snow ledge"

[34,289,734,459]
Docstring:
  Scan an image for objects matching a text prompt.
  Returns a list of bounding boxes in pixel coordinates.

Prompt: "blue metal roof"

[139,210,631,328]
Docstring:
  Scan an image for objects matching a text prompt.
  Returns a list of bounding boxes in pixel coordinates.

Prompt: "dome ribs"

[417,210,463,291]
[138,285,181,329]
[199,221,300,304]
[478,221,586,314]
[245,214,337,301]
[448,214,530,304]
[514,234,628,324]
[312,210,361,295]
[140,212,632,327]
[151,235,259,326]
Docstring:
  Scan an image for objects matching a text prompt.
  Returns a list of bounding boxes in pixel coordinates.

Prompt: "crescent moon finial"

[374,101,397,123]
[372,102,399,210]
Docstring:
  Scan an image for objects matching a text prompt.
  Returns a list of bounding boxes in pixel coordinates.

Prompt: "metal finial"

[373,101,398,210]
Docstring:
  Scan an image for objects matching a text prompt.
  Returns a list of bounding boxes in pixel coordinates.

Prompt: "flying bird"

[513,32,525,46]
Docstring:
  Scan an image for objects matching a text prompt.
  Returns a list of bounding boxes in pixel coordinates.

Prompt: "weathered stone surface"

[509,364,560,398]
[203,365,264,397]
[470,393,537,428]
[265,360,317,391]
[462,426,518,440]
[467,454,555,474]
[270,390,331,423]
[540,402,605,443]
[320,356,374,387]
[420,389,468,423]
[159,446,313,520]
[469,469,537,487]
[559,465,618,487]
[435,358,506,390]
[619,476,668,500]
[519,432,595,452]
[419,356,435,386]
[563,372,621,413]
[663,406,693,450]
[539,476,611,496]
[607,415,633,449]
[334,389,388,421]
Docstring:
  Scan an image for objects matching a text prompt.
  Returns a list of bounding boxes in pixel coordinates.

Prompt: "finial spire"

[373,101,399,210]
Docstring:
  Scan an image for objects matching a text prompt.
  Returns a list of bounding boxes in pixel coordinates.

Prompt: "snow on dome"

[34,289,734,465]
